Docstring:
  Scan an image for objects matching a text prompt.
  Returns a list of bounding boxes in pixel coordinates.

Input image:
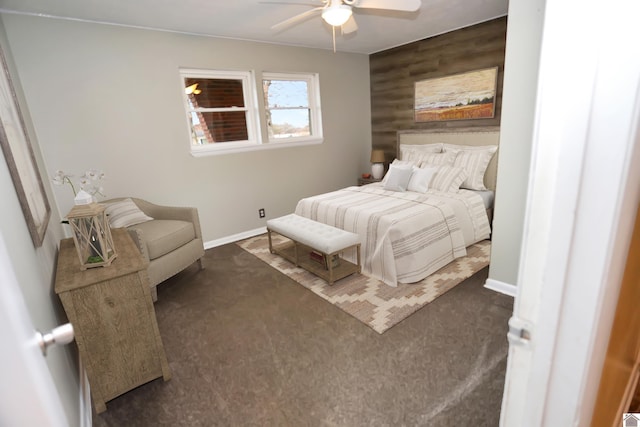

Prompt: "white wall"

[2,14,372,245]
[0,18,81,427]
[487,0,545,288]
[0,13,370,425]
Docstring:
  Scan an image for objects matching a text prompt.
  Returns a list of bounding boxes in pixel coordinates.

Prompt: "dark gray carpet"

[92,242,513,426]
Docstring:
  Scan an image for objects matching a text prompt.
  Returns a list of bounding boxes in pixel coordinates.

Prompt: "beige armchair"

[103,197,205,301]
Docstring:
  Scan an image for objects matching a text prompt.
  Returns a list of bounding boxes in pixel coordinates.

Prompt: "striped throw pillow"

[104,198,153,228]
[418,151,456,167]
[429,166,468,193]
[444,145,498,190]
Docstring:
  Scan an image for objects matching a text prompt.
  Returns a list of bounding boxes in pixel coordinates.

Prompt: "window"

[180,69,261,156]
[180,69,322,156]
[262,72,323,144]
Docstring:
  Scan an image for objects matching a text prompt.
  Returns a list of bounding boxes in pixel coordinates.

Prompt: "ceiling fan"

[269,0,422,51]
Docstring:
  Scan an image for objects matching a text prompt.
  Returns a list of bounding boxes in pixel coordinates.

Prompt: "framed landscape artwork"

[414,67,498,122]
[0,46,50,247]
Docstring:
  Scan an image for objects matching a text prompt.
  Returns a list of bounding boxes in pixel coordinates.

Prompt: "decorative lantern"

[66,201,117,270]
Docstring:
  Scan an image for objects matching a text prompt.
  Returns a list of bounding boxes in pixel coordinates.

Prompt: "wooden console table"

[55,228,171,413]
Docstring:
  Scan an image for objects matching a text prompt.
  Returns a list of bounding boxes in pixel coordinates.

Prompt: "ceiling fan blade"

[342,15,358,34]
[271,7,324,31]
[353,0,420,12]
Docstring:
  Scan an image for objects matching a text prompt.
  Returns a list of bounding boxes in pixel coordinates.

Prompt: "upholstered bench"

[266,214,361,285]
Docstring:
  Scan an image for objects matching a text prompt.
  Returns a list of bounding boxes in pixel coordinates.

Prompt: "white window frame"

[180,69,323,157]
[262,72,324,146]
[180,68,262,157]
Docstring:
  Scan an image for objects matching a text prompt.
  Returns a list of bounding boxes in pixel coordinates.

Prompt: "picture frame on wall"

[0,45,50,247]
[414,67,498,122]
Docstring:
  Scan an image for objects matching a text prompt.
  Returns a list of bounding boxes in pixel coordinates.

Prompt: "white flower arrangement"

[52,169,106,198]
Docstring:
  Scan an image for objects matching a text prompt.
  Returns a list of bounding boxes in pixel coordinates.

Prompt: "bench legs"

[268,228,274,254]
[268,227,299,267]
[326,244,361,285]
[328,252,335,285]
[267,228,361,286]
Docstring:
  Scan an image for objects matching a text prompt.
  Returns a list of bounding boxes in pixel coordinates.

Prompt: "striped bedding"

[294,183,491,287]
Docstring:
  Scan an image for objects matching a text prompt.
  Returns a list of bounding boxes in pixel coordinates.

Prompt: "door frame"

[499,0,640,424]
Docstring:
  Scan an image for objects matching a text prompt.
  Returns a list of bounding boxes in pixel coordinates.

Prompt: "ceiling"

[0,0,508,54]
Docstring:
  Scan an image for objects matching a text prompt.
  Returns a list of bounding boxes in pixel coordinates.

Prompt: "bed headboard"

[396,126,500,193]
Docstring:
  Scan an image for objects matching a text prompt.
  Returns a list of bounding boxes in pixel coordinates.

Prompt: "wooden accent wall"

[369,17,508,161]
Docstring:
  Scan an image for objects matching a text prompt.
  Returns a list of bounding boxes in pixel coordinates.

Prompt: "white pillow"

[390,159,414,167]
[429,166,468,192]
[383,164,413,192]
[381,159,414,183]
[447,146,498,190]
[418,151,456,167]
[104,198,153,228]
[407,166,437,193]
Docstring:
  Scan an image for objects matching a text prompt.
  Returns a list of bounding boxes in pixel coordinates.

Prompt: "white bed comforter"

[294,184,491,287]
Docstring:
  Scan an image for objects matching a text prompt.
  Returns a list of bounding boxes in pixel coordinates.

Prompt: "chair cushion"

[130,219,196,260]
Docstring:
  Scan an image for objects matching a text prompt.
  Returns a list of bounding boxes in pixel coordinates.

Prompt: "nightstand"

[55,229,171,413]
[358,177,382,186]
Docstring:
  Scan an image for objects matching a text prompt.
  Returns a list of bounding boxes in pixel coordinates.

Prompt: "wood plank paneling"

[369,17,508,163]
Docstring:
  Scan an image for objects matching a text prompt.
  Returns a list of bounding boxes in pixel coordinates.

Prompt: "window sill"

[190,137,324,157]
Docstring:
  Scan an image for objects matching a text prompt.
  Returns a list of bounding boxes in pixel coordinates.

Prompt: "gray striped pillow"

[104,198,153,228]
[399,143,442,161]
[446,145,498,190]
[429,166,468,192]
[418,151,456,167]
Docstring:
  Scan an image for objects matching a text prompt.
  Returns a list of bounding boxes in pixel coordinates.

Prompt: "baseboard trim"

[204,227,267,249]
[484,278,517,297]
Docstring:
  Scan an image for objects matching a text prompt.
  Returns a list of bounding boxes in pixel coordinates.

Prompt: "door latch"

[507,316,533,347]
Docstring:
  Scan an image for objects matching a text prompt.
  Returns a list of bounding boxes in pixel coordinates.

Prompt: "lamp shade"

[370,149,385,163]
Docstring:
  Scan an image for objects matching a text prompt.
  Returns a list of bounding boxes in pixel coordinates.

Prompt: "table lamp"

[370,149,386,180]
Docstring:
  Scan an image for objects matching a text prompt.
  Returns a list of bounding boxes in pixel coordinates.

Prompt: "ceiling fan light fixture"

[322,5,352,27]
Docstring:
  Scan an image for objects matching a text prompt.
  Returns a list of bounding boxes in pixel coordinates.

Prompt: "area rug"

[237,233,491,334]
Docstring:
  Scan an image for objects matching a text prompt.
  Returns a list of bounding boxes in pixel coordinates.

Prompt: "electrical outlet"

[258,208,265,218]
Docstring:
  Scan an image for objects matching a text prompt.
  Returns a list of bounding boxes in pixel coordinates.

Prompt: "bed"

[295,127,500,287]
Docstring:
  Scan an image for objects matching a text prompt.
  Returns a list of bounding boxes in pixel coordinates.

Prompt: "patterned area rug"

[237,233,491,334]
